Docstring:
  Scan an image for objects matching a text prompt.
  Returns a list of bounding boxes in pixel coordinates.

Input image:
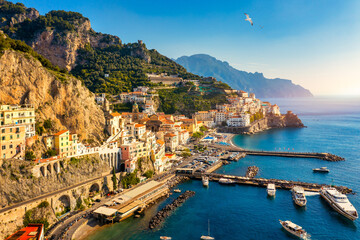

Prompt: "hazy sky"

[10,0,360,96]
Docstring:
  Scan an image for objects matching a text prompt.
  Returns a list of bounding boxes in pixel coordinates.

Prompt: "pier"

[212,144,345,161]
[176,171,352,194]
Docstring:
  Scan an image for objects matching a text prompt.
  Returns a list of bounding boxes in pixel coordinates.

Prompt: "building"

[133,86,149,93]
[238,90,249,98]
[5,223,44,240]
[164,133,178,152]
[0,104,35,138]
[226,114,251,127]
[147,73,183,85]
[0,125,26,159]
[53,130,77,157]
[95,93,106,105]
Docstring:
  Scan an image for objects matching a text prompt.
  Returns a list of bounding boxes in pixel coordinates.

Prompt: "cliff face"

[30,19,121,70]
[0,49,106,143]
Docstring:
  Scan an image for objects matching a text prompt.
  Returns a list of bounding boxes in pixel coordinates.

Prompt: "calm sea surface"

[87,97,360,240]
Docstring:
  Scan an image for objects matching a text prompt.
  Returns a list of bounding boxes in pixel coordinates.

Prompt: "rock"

[246,166,259,178]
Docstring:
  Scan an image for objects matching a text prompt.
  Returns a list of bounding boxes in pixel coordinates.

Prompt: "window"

[61,143,63,146]
[1,136,5,140]
[17,134,19,139]
[9,145,13,149]
[2,146,5,150]
[1,129,4,133]
[10,135,13,140]
[9,128,12,132]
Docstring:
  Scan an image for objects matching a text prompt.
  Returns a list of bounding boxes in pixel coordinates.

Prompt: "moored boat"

[200,220,215,240]
[173,189,181,193]
[202,175,209,187]
[279,220,310,239]
[267,183,276,197]
[218,178,235,185]
[160,237,172,240]
[313,167,330,173]
[292,186,307,207]
[320,186,358,221]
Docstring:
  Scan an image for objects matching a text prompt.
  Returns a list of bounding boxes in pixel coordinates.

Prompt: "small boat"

[267,183,276,197]
[292,186,307,207]
[279,220,310,239]
[202,175,209,187]
[218,178,235,185]
[200,220,214,240]
[313,167,330,173]
[173,189,181,193]
[160,237,172,240]
[320,186,358,221]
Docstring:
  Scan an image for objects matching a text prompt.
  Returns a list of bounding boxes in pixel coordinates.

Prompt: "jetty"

[212,144,345,162]
[176,171,352,194]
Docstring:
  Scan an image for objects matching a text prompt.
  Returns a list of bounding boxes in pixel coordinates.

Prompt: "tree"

[112,167,117,191]
[199,126,207,132]
[25,151,36,161]
[43,119,53,129]
[44,148,57,158]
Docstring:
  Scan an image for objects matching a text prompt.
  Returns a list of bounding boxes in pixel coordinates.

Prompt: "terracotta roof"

[5,224,43,240]
[135,124,145,128]
[164,133,177,137]
[110,112,121,117]
[181,119,193,122]
[156,139,165,145]
[197,121,202,124]
[54,130,68,136]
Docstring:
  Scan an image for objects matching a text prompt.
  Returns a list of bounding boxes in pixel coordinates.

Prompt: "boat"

[313,167,330,173]
[320,186,358,221]
[202,175,209,187]
[279,220,310,239]
[267,183,276,197]
[292,186,307,207]
[160,237,172,240]
[218,178,235,185]
[173,189,181,193]
[200,220,214,240]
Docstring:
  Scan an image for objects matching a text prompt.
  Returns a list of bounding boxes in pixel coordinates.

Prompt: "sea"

[86,97,360,240]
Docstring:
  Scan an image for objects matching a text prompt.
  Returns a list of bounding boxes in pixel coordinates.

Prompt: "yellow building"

[54,130,77,157]
[0,125,26,159]
[0,105,35,138]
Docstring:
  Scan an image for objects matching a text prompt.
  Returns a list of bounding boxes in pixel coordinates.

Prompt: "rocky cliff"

[0,49,106,143]
[0,156,110,208]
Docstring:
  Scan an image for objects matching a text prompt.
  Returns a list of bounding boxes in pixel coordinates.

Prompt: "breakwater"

[245,166,259,178]
[149,191,195,229]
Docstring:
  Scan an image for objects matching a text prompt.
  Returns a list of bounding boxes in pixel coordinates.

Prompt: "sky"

[9,0,360,96]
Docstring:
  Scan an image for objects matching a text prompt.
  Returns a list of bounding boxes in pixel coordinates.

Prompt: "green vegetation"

[35,122,45,136]
[75,198,85,211]
[157,86,227,115]
[194,145,207,152]
[37,201,50,208]
[199,125,207,132]
[143,170,154,179]
[121,170,140,189]
[0,1,26,15]
[44,148,57,158]
[181,148,191,158]
[250,111,264,123]
[112,167,117,190]
[112,102,132,112]
[24,208,49,231]
[25,150,36,161]
[43,119,53,129]
[69,157,80,166]
[192,131,204,139]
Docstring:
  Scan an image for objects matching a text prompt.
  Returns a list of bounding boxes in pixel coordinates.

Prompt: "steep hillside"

[0,1,200,94]
[0,32,106,143]
[175,54,313,98]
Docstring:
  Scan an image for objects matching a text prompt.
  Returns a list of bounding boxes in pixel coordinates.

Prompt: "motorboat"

[320,187,358,221]
[267,183,276,197]
[200,220,214,240]
[173,189,181,193]
[279,220,310,239]
[313,167,330,173]
[218,178,235,185]
[202,175,209,187]
[160,237,172,240]
[292,186,307,207]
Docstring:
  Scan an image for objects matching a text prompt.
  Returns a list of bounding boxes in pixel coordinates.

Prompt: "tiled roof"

[110,112,121,117]
[135,124,145,128]
[54,130,68,136]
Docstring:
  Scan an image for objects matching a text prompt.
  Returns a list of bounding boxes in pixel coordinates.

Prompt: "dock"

[176,171,352,194]
[212,144,345,162]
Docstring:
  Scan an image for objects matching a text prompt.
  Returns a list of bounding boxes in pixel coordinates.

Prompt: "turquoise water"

[87,97,360,240]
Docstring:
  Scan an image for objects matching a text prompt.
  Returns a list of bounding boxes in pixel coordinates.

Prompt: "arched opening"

[47,164,52,175]
[53,162,59,173]
[40,166,46,177]
[56,195,71,215]
[120,163,125,172]
[89,183,100,197]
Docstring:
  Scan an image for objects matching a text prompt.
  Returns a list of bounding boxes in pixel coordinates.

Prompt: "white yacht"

[313,167,330,173]
[202,175,209,187]
[320,187,358,221]
[267,183,276,197]
[201,220,214,240]
[160,237,172,240]
[292,186,307,207]
[279,220,310,239]
[218,178,235,185]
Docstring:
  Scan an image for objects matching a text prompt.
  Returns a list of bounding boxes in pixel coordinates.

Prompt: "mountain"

[0,1,200,94]
[0,31,106,145]
[175,54,313,98]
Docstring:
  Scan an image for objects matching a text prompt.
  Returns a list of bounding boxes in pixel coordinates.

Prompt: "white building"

[226,114,251,127]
